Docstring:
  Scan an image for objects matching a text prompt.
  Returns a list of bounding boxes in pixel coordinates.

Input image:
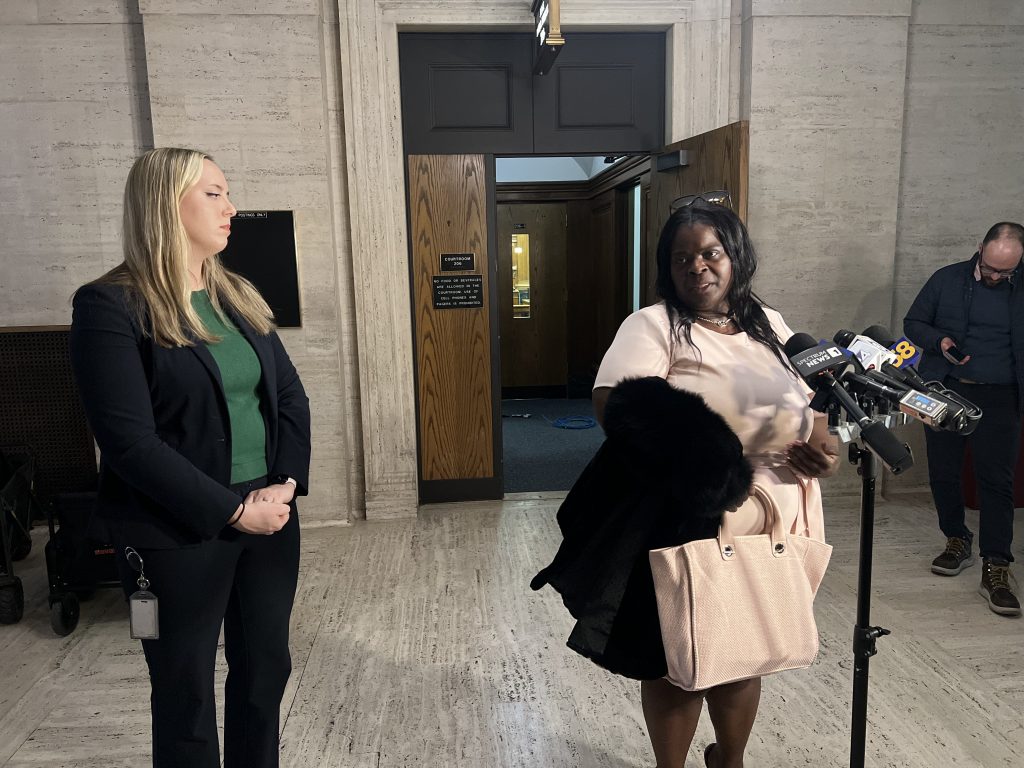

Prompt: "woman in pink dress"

[592,198,839,768]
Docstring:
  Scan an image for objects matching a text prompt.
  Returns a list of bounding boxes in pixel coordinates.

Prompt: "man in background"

[904,222,1024,617]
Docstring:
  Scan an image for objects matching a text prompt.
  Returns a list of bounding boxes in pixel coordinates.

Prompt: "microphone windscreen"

[784,332,820,358]
[861,325,895,347]
[833,329,856,347]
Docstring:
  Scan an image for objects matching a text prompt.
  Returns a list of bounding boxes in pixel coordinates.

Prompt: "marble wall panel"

[36,1,139,22]
[746,16,910,333]
[0,1,138,24]
[745,0,911,17]
[893,21,1024,328]
[0,1,39,23]
[743,13,911,493]
[140,11,358,523]
[683,18,734,138]
[139,0,319,15]
[0,20,150,326]
[911,0,1024,26]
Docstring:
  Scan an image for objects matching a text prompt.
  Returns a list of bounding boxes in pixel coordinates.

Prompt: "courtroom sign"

[432,275,484,309]
[440,252,476,272]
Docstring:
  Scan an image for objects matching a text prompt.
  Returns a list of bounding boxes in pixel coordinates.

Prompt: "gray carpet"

[501,398,605,493]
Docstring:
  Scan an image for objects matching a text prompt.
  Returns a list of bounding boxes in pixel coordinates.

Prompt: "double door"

[407,121,749,502]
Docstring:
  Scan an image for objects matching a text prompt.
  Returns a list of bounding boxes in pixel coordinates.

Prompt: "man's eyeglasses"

[669,190,733,213]
[978,261,1017,280]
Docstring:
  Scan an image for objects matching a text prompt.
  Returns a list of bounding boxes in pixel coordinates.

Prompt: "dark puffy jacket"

[903,253,1024,408]
[530,376,753,680]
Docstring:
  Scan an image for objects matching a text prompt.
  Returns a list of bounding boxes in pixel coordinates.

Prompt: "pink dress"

[594,303,826,542]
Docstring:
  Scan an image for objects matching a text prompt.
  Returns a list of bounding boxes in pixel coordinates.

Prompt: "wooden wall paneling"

[565,199,595,392]
[408,155,493,482]
[496,203,568,390]
[640,173,652,307]
[645,121,749,306]
[591,189,627,367]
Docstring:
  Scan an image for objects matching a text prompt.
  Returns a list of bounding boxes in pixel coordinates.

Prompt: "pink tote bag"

[649,484,832,691]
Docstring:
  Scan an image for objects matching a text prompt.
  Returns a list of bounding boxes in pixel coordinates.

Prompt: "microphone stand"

[820,391,903,768]
[847,435,890,768]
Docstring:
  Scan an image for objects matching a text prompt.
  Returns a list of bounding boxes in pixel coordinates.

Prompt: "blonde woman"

[70,148,310,768]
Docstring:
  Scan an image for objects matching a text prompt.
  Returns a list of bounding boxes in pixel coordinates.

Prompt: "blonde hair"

[95,147,275,347]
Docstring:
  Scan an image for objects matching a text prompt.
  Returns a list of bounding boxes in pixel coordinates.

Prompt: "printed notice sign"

[440,253,475,272]
[432,275,484,309]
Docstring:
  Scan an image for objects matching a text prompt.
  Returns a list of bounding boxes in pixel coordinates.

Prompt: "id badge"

[129,590,159,639]
[125,546,159,640]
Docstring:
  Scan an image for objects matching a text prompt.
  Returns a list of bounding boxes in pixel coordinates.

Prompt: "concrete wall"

[737,0,1024,492]
[0,0,363,525]
[894,1,1024,328]
[0,0,151,324]
[138,1,364,525]
[2,0,1022,514]
[739,1,916,490]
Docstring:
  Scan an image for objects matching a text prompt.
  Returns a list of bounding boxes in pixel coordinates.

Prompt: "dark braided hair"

[654,202,791,371]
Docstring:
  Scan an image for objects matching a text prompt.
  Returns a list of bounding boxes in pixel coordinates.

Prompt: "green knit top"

[191,290,268,483]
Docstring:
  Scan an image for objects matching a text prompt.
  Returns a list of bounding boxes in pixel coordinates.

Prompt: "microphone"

[833,329,900,371]
[845,370,952,429]
[882,361,932,394]
[785,333,856,382]
[858,326,926,378]
[857,326,982,435]
[786,333,914,474]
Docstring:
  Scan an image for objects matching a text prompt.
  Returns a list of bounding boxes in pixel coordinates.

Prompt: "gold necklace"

[695,314,733,327]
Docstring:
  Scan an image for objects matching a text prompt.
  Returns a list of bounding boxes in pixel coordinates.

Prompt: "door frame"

[337,3,735,517]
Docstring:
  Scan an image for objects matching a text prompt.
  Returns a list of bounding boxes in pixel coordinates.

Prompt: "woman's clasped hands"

[230,482,294,535]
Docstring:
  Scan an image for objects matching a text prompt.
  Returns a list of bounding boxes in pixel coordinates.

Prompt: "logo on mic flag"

[791,343,847,378]
[888,338,922,369]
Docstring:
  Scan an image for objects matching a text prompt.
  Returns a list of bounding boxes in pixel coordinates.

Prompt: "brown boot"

[978,559,1021,617]
[931,536,974,576]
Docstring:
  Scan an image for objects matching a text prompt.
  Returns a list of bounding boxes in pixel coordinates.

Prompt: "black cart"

[44,491,118,635]
[0,448,39,625]
[1,326,116,634]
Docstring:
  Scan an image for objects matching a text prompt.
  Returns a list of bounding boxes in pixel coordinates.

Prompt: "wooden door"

[566,189,630,392]
[644,121,749,306]
[408,154,501,502]
[496,203,568,392]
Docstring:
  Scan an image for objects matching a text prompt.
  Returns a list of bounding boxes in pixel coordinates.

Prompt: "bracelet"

[229,502,245,526]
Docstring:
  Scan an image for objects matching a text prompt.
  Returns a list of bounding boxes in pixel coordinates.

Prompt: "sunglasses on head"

[669,190,733,213]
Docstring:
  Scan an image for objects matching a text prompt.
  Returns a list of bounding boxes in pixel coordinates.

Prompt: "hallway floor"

[1,491,1022,767]
[501,398,604,493]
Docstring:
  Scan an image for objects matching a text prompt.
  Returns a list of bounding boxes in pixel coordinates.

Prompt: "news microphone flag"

[888,338,922,369]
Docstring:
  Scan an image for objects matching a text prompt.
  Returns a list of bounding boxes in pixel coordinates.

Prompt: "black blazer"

[70,282,311,549]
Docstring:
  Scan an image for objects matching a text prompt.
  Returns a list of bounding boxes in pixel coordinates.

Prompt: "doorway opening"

[496,154,650,494]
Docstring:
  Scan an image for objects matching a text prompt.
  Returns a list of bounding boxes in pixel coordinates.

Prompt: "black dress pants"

[924,380,1019,563]
[117,477,300,768]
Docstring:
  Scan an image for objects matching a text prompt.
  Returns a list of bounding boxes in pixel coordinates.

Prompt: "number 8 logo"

[893,340,915,367]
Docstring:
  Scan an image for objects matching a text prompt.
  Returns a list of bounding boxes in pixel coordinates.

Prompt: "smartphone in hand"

[946,345,967,363]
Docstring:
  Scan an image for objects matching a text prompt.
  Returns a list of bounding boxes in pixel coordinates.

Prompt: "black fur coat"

[530,376,753,680]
